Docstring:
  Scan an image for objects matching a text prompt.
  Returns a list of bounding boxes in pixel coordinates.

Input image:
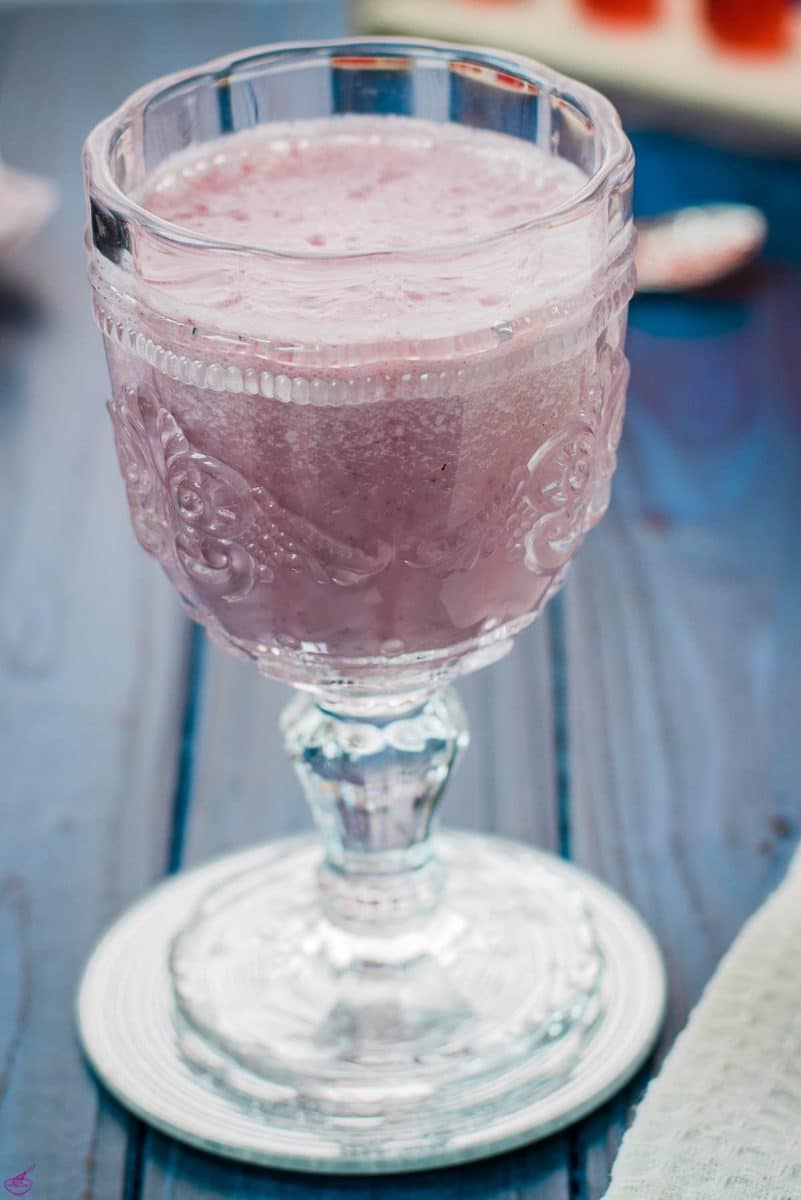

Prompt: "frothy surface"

[141,116,586,255]
[131,117,597,347]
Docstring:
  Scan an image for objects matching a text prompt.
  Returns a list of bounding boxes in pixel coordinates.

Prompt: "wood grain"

[0,4,346,1197]
[0,9,193,1199]
[2,6,801,1200]
[565,271,801,1194]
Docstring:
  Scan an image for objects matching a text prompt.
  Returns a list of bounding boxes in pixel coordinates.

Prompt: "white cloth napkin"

[605,845,801,1199]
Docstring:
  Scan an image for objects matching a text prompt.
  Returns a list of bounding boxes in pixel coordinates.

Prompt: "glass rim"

[83,36,634,264]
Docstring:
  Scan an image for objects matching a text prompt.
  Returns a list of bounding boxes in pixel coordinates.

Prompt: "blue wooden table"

[1,3,800,1197]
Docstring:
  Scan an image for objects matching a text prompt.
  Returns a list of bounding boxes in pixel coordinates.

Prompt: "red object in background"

[703,0,790,53]
[579,0,659,26]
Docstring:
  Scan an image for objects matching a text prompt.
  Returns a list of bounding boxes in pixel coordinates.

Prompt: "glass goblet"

[82,39,650,1171]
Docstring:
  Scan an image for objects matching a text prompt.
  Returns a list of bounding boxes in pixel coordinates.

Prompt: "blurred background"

[1,2,800,1199]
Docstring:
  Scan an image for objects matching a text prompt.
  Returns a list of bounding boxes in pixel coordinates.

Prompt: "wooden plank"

[0,3,360,1196]
[564,269,801,1196]
[0,7,190,1197]
[15,7,801,1199]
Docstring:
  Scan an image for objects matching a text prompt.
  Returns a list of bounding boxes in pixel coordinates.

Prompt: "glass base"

[170,835,604,1148]
[77,831,665,1171]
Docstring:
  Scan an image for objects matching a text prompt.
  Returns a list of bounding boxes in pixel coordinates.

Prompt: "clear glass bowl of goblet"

[83,38,638,1170]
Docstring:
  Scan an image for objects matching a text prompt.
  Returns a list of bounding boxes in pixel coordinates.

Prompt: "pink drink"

[98,116,631,691]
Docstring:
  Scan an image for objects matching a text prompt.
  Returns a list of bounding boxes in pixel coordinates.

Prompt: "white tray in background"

[360,0,801,140]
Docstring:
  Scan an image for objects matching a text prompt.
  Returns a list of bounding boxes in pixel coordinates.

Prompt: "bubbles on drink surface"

[143,116,587,256]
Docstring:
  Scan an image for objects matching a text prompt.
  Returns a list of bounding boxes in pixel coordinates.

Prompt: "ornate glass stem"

[169,682,610,1150]
[281,688,469,933]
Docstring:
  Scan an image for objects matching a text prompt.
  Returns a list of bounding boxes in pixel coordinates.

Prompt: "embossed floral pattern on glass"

[103,314,629,684]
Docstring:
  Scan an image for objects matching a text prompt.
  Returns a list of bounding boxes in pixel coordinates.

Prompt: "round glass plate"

[77,831,665,1174]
